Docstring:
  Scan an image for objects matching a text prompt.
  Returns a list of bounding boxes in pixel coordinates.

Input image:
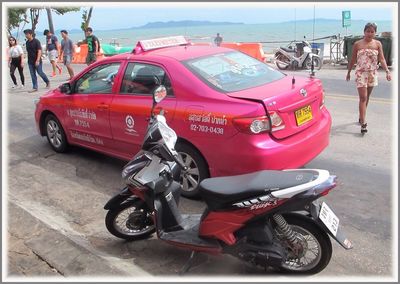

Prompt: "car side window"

[75,63,121,94]
[120,63,173,96]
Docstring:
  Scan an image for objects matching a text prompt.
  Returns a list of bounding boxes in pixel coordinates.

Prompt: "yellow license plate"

[295,105,313,126]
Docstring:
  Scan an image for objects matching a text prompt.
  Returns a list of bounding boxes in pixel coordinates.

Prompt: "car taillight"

[268,111,285,132]
[233,116,271,134]
[320,90,325,109]
[233,111,286,134]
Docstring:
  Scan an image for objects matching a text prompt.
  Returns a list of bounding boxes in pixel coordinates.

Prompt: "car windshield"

[184,51,285,92]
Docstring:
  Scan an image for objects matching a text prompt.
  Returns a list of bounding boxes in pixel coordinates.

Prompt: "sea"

[29,19,394,57]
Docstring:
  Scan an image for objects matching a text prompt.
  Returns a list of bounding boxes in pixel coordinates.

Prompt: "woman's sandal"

[361,123,368,134]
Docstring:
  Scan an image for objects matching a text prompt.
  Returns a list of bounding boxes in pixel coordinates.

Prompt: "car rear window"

[184,51,285,92]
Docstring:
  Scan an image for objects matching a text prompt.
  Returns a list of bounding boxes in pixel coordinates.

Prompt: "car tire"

[44,114,68,153]
[175,143,209,199]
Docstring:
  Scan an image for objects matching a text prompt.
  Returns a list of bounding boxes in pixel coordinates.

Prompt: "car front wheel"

[45,114,68,153]
[175,143,209,199]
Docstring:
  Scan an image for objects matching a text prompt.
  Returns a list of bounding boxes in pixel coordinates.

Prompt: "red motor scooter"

[104,85,352,275]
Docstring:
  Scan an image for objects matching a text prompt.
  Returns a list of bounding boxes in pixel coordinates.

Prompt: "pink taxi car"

[35,36,331,197]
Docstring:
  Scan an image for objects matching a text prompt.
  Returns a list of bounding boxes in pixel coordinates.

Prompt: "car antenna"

[310,5,316,78]
[291,8,296,87]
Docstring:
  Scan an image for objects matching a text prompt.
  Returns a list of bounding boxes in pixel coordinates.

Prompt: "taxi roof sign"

[135,36,189,53]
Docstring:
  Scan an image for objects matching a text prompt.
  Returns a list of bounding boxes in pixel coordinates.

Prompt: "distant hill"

[136,20,244,29]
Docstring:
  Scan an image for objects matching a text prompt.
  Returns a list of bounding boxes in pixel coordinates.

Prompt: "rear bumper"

[206,107,331,177]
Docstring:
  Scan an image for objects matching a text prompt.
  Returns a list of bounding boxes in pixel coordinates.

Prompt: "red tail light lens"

[320,89,326,109]
[233,116,271,134]
[233,111,285,134]
[268,111,285,132]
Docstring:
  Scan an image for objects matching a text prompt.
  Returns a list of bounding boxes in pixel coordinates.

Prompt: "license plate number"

[295,105,313,126]
[319,202,339,236]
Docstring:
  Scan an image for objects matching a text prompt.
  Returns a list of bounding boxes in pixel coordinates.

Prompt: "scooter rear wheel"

[105,200,155,241]
[275,54,290,70]
[276,214,332,274]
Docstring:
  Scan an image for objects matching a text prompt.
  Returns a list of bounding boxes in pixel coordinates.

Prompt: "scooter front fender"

[104,187,138,210]
[309,202,353,250]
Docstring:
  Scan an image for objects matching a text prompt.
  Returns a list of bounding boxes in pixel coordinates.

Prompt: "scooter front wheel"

[304,56,322,70]
[105,200,155,241]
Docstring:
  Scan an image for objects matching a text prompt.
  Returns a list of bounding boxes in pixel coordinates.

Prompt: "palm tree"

[81,7,93,36]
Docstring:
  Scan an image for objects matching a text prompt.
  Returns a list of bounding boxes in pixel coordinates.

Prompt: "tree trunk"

[46,7,54,34]
[87,7,93,26]
[30,8,40,36]
[82,7,93,37]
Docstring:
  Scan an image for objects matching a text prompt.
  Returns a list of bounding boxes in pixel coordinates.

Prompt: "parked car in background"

[35,36,331,198]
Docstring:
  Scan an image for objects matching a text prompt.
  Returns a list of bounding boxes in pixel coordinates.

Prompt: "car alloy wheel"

[45,114,68,153]
[175,143,209,198]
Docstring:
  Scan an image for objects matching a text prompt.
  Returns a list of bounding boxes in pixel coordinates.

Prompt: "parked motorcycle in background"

[274,39,322,71]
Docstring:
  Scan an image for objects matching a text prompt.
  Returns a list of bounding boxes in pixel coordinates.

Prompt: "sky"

[5,2,396,32]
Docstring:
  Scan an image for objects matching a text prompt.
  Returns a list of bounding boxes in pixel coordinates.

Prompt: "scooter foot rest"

[160,215,221,250]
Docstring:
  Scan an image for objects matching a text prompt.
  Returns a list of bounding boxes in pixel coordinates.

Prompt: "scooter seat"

[199,170,316,210]
[281,47,296,53]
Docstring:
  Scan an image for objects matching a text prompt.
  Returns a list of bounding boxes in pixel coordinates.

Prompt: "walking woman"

[346,22,391,134]
[8,36,25,88]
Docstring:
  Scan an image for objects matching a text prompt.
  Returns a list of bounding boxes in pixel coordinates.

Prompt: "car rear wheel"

[45,114,68,153]
[175,143,209,199]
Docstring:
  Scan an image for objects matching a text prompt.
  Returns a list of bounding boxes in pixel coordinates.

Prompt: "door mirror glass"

[153,85,167,104]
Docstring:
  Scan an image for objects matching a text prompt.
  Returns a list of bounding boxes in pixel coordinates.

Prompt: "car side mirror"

[59,82,72,94]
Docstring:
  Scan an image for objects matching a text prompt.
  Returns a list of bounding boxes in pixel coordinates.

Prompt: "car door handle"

[97,104,109,110]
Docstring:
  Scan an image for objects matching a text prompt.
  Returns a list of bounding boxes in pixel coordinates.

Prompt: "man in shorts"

[84,27,100,65]
[60,30,75,79]
[44,29,62,77]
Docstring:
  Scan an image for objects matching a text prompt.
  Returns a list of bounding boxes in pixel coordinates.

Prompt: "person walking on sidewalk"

[8,36,25,89]
[44,29,62,77]
[214,33,223,46]
[24,29,50,93]
[346,22,391,134]
[60,30,75,80]
[83,27,100,65]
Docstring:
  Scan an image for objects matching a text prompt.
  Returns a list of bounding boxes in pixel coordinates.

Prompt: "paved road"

[4,62,396,280]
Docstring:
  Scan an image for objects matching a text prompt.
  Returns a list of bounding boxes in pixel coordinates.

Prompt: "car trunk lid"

[227,75,324,139]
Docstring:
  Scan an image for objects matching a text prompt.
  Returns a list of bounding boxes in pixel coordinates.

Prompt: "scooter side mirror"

[153,85,167,104]
[150,85,167,117]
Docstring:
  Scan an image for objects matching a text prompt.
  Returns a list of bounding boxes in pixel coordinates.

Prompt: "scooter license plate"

[295,105,312,126]
[319,202,339,236]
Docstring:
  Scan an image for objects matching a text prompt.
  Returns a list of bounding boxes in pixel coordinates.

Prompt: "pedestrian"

[214,33,223,46]
[346,22,391,134]
[43,29,62,77]
[23,29,50,93]
[8,36,25,89]
[84,27,100,65]
[60,30,75,80]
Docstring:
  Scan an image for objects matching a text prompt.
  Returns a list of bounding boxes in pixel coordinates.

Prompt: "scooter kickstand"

[179,250,197,275]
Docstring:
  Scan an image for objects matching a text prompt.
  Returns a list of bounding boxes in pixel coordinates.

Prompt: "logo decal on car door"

[125,115,138,135]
